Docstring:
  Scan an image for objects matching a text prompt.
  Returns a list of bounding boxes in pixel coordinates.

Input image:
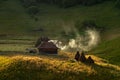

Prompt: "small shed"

[38,42,58,54]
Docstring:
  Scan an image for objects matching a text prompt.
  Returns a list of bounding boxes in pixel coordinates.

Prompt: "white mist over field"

[49,29,100,51]
[68,29,100,51]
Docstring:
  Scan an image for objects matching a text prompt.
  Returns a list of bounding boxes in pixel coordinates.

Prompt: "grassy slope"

[0,0,30,34]
[0,54,120,80]
[0,0,120,80]
[0,0,120,38]
[91,37,120,66]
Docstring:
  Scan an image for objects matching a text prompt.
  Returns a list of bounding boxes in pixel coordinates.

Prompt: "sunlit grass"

[92,37,120,65]
[0,34,119,80]
[0,52,120,80]
[0,56,14,70]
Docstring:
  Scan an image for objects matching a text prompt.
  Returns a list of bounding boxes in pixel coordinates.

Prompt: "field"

[0,36,119,80]
[0,0,120,80]
[0,0,120,39]
[0,51,120,80]
[91,37,120,66]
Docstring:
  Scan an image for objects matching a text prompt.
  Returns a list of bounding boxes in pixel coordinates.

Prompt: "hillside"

[0,53,120,80]
[91,37,120,66]
[0,0,120,39]
[0,0,120,80]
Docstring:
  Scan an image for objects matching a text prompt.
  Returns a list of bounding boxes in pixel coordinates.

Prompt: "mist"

[49,29,100,52]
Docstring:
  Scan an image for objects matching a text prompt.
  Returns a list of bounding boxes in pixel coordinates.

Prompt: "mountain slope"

[0,0,119,38]
[92,37,120,65]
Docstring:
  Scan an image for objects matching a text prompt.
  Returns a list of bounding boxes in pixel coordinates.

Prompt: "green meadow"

[0,0,120,37]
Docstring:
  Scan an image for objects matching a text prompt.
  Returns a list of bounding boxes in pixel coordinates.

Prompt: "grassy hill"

[0,0,120,38]
[91,37,120,66]
[0,0,120,80]
[0,53,120,80]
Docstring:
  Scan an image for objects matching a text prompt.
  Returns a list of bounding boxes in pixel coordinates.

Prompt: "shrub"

[81,20,97,29]
[81,0,104,6]
[58,0,78,8]
[20,0,110,8]
[75,20,105,33]
[27,6,39,15]
[115,0,120,9]
[20,0,37,7]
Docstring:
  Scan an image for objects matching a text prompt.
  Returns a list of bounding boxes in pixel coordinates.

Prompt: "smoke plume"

[49,29,100,51]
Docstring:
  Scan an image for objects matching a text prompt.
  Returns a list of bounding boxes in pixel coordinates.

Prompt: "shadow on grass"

[0,51,26,56]
[0,51,69,61]
[83,63,120,80]
[0,51,120,80]
[0,59,119,80]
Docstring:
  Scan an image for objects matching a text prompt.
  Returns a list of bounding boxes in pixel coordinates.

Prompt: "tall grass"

[0,55,120,80]
[91,37,120,65]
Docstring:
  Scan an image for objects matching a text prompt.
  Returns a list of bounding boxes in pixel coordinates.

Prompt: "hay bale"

[74,51,80,61]
[79,51,86,62]
[87,56,94,64]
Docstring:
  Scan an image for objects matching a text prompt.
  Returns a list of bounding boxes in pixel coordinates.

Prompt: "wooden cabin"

[38,42,58,54]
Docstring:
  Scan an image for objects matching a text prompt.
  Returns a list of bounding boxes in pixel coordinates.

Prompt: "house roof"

[38,42,58,49]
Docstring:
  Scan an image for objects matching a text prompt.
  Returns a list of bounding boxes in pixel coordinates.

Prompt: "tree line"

[20,0,114,8]
[19,0,119,17]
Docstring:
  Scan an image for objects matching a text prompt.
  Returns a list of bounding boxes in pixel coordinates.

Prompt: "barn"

[37,42,58,54]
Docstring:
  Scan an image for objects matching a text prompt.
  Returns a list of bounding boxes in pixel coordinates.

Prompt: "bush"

[115,0,120,9]
[20,0,38,7]
[81,0,104,6]
[75,20,105,33]
[20,0,109,8]
[81,20,97,29]
[58,0,78,8]
[27,6,39,15]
